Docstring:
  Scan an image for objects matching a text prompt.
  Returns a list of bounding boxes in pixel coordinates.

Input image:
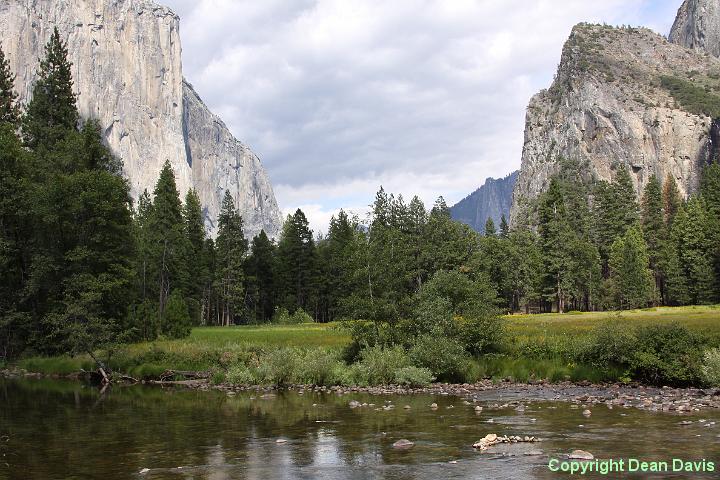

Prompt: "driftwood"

[159,370,210,381]
[87,350,112,385]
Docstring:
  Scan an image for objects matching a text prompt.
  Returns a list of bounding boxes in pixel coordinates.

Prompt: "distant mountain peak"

[450,171,518,233]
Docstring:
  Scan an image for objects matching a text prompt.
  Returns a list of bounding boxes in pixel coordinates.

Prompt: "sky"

[163,0,681,234]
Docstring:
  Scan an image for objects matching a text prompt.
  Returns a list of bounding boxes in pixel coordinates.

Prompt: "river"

[0,378,718,479]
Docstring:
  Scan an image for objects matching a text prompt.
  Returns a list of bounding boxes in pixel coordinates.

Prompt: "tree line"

[2,31,720,362]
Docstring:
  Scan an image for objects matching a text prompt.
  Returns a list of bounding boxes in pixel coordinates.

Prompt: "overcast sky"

[163,0,680,234]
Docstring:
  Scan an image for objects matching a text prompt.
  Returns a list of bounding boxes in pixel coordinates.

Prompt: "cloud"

[164,0,680,232]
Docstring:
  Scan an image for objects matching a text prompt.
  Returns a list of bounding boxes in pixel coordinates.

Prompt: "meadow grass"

[13,305,719,383]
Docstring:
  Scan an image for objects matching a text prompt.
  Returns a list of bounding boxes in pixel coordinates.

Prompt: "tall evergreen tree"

[215,191,248,325]
[245,230,276,323]
[484,218,497,237]
[23,28,78,152]
[0,123,32,358]
[0,43,20,125]
[593,166,640,270]
[183,189,207,323]
[277,209,316,315]
[641,175,664,304]
[147,161,190,318]
[607,226,654,309]
[499,215,509,238]
[672,198,717,304]
[662,174,682,226]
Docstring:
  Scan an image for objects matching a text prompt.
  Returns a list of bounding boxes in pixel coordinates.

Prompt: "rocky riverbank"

[3,367,719,412]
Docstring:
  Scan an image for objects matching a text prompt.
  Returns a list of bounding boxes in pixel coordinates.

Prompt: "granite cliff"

[670,0,720,58]
[509,19,720,225]
[451,171,518,234]
[0,0,282,238]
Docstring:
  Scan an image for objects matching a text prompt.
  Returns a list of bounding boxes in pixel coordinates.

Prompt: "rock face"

[0,0,282,239]
[451,171,518,233]
[670,0,720,58]
[510,23,720,225]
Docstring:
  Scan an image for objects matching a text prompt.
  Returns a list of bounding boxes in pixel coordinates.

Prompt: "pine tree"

[245,230,276,323]
[672,198,717,304]
[0,43,20,125]
[499,215,509,238]
[23,28,78,152]
[484,218,497,237]
[641,175,664,304]
[276,209,316,315]
[147,161,190,318]
[215,190,248,325]
[607,226,654,309]
[538,178,575,312]
[593,166,640,271]
[183,189,207,323]
[662,174,682,226]
[701,163,720,217]
[0,123,32,358]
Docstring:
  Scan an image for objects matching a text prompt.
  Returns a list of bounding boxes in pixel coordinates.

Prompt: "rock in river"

[568,450,594,460]
[393,439,415,449]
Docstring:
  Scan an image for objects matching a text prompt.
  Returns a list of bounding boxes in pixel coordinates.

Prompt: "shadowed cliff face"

[0,0,282,239]
[670,0,720,58]
[451,171,518,233]
[509,21,720,226]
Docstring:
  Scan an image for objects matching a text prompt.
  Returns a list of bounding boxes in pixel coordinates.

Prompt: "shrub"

[458,313,504,356]
[341,320,403,362]
[629,324,705,386]
[271,307,292,324]
[226,364,255,385]
[295,349,344,385]
[255,348,300,385]
[701,348,720,387]
[394,366,434,387]
[355,345,411,385]
[409,335,468,382]
[578,321,637,369]
[291,308,314,324]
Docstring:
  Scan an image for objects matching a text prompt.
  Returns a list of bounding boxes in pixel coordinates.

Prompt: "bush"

[295,349,344,385]
[458,313,504,356]
[701,348,720,387]
[271,308,292,324]
[629,324,705,386]
[341,320,404,362]
[291,308,314,324]
[394,366,434,387]
[255,348,300,385]
[409,335,468,382]
[226,364,255,385]
[578,321,637,369]
[355,345,411,385]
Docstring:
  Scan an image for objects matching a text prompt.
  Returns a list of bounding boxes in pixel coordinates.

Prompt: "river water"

[0,378,718,479]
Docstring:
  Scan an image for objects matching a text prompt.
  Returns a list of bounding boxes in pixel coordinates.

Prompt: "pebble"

[139,468,150,474]
[430,403,438,410]
[276,439,288,444]
[582,409,592,416]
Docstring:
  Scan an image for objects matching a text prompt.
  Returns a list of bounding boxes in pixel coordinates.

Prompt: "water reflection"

[0,378,718,479]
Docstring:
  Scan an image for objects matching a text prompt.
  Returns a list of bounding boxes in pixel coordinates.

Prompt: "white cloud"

[165,0,681,230]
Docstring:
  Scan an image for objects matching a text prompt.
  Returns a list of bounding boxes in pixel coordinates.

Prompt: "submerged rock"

[392,439,414,449]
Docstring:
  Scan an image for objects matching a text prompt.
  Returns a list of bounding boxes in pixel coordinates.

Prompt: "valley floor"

[5,305,720,387]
